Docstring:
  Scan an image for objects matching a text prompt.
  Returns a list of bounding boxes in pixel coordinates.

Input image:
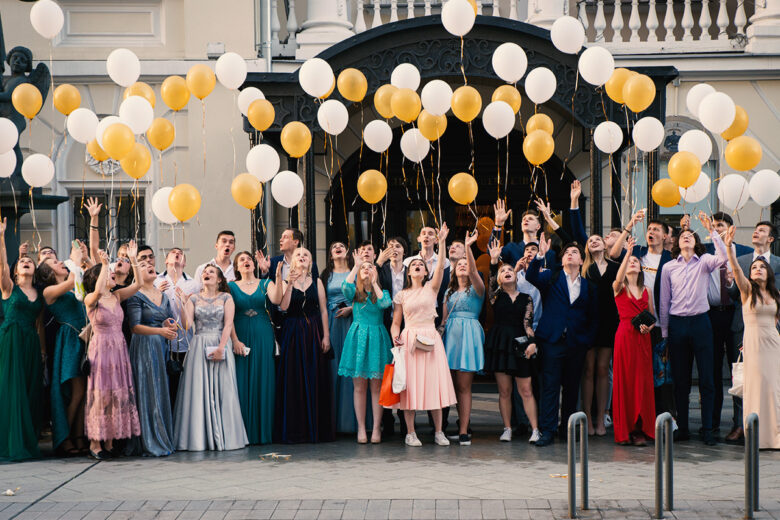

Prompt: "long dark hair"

[202,265,229,293]
[233,251,257,281]
[671,230,706,258]
[320,241,353,285]
[445,257,471,301]
[82,264,103,295]
[748,258,780,320]
[403,257,430,289]
[11,254,37,284]
[34,259,59,288]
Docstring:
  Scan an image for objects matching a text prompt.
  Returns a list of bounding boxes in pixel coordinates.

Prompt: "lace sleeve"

[488,263,499,305]
[524,297,535,338]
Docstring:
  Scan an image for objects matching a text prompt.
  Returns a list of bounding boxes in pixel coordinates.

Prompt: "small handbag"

[166,344,183,377]
[78,321,93,376]
[728,351,744,398]
[413,334,435,352]
[631,309,656,332]
[379,364,400,407]
[511,336,535,359]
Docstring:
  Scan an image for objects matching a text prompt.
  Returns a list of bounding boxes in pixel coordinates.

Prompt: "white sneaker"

[604,413,613,428]
[529,429,541,444]
[434,431,450,446]
[499,427,512,442]
[405,433,422,447]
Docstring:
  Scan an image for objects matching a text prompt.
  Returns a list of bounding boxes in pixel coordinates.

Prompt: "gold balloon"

[467,0,478,14]
[391,88,421,123]
[605,68,634,105]
[146,118,175,151]
[451,86,482,123]
[247,99,275,132]
[668,151,701,188]
[320,78,336,100]
[417,110,447,141]
[186,64,216,100]
[53,84,81,115]
[721,105,749,141]
[652,179,681,208]
[725,135,762,171]
[491,85,521,114]
[337,68,368,102]
[526,113,554,136]
[280,121,312,158]
[374,84,398,119]
[522,129,555,166]
[123,82,156,108]
[357,169,387,204]
[87,139,109,162]
[448,172,478,205]
[622,74,655,113]
[12,83,42,119]
[231,173,263,210]
[161,76,190,111]
[119,142,152,180]
[101,123,135,161]
[168,183,201,222]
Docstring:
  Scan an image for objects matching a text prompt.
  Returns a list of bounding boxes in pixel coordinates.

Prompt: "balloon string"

[467,121,475,175]
[49,43,55,158]
[436,136,442,223]
[459,37,467,86]
[561,72,579,181]
[201,100,207,178]
[172,110,179,185]
[230,91,237,178]
[159,150,163,184]
[398,125,411,202]
[358,102,364,172]
[496,139,501,202]
[504,133,510,203]
[29,188,41,253]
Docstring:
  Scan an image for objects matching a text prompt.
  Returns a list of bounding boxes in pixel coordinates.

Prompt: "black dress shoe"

[702,430,717,446]
[88,449,111,461]
[673,430,690,442]
[534,432,554,447]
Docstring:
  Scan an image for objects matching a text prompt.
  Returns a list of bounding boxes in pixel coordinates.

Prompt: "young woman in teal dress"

[229,251,283,445]
[338,252,393,444]
[37,252,89,456]
[0,218,45,461]
[321,242,356,433]
[440,231,485,445]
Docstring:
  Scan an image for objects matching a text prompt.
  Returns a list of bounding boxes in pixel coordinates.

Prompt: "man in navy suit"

[265,228,319,280]
[527,238,599,447]
[494,200,557,268]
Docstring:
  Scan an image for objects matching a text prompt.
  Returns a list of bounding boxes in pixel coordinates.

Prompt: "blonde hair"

[581,234,605,278]
[290,247,312,276]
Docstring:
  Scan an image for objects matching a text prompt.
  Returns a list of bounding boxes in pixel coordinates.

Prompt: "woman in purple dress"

[82,245,142,460]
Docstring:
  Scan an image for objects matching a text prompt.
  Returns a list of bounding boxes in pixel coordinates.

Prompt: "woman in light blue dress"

[321,242,356,433]
[338,254,393,443]
[441,232,485,445]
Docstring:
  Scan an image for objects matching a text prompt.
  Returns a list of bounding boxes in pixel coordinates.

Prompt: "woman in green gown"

[0,218,44,461]
[229,251,282,444]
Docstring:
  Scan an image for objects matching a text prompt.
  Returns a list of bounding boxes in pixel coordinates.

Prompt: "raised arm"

[84,197,102,265]
[698,211,728,271]
[115,240,141,302]
[464,230,484,297]
[525,233,554,290]
[345,250,361,284]
[724,225,750,300]
[0,218,13,298]
[429,222,449,293]
[609,209,645,260]
[569,181,588,244]
[612,236,636,295]
[85,251,111,309]
[43,271,76,305]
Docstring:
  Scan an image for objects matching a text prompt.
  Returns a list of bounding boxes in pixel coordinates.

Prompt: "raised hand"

[538,232,551,257]
[679,214,691,231]
[85,197,102,218]
[514,258,527,273]
[159,279,172,293]
[724,225,736,247]
[352,249,362,266]
[488,238,502,263]
[570,180,582,202]
[98,250,109,265]
[126,240,138,260]
[629,209,646,229]
[18,241,29,256]
[465,229,478,247]
[437,222,449,242]
[626,236,637,251]
[534,198,552,220]
[698,210,714,233]
[377,245,393,265]
[275,261,283,280]
[0,217,7,235]
[70,240,84,264]
[493,200,511,227]
[255,250,270,273]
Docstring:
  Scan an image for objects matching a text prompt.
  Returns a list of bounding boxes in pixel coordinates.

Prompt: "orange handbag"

[378,364,400,407]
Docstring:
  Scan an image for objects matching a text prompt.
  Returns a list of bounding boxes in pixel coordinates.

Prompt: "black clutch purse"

[631,310,656,332]
[511,336,536,359]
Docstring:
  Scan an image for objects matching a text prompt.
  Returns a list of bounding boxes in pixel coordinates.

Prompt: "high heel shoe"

[370,431,381,444]
[357,432,368,444]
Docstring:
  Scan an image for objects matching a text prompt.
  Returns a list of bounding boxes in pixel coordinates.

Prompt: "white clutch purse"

[205,346,223,361]
[413,334,435,352]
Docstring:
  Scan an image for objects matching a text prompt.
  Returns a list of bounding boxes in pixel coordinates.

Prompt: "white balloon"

[482,101,515,139]
[698,92,736,134]
[246,144,280,182]
[524,67,557,105]
[550,16,586,54]
[0,118,19,154]
[271,170,304,208]
[238,87,265,116]
[364,120,393,153]
[30,0,64,40]
[21,153,54,188]
[298,58,334,99]
[679,172,710,203]
[400,128,430,162]
[0,150,16,178]
[441,0,476,37]
[106,48,141,88]
[578,46,615,87]
[152,187,178,225]
[492,43,528,84]
[749,169,780,207]
[677,129,712,164]
[594,121,623,154]
[317,99,349,136]
[66,108,98,144]
[421,80,453,116]
[685,83,715,119]
[717,174,750,210]
[96,116,121,150]
[631,117,664,152]
[391,63,421,91]
[118,96,154,135]
[215,52,247,90]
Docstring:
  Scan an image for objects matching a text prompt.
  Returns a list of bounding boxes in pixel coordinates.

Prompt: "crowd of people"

[0,185,779,462]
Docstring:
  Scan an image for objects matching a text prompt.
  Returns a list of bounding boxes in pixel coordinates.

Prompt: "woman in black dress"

[483,239,539,444]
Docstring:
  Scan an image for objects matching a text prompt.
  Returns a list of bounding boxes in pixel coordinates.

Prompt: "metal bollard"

[745,413,759,519]
[654,413,674,519]
[567,411,588,518]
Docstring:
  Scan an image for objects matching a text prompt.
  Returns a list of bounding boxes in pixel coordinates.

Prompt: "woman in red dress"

[612,236,656,446]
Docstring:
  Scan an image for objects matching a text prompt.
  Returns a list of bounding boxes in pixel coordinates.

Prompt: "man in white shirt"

[194,230,236,285]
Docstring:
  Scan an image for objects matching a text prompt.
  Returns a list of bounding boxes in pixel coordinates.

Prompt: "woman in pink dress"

[82,246,142,460]
[390,223,457,447]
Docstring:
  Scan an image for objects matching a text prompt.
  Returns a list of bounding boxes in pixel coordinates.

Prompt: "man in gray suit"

[726,221,780,443]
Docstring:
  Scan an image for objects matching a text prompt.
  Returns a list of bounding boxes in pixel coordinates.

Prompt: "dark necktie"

[719,265,730,306]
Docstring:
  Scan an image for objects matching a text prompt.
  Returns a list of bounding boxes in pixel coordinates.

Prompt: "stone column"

[746,0,780,54]
[295,0,354,59]
[525,0,567,29]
